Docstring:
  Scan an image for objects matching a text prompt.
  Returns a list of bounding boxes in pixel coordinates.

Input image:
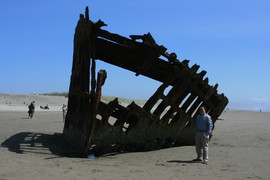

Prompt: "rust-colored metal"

[63,7,229,157]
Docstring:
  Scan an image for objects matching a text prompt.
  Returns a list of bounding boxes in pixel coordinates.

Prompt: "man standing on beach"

[193,106,213,164]
[28,101,35,118]
[62,104,67,122]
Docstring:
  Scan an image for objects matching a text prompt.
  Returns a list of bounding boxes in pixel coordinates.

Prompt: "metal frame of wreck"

[63,7,228,157]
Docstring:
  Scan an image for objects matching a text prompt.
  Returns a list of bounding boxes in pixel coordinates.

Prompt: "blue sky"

[0,0,269,111]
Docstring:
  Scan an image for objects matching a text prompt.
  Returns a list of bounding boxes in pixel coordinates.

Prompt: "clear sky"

[0,0,269,111]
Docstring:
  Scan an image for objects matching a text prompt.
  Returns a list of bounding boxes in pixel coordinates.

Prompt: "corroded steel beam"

[63,7,229,157]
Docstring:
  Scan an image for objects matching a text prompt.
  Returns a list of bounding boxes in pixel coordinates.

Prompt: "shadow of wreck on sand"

[1,132,79,158]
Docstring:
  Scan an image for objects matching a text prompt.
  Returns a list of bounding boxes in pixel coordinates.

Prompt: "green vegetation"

[42,92,68,97]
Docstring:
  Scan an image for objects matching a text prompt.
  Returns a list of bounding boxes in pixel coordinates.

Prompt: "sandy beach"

[0,94,269,180]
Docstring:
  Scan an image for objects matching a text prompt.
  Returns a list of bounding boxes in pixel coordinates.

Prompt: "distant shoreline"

[0,93,269,112]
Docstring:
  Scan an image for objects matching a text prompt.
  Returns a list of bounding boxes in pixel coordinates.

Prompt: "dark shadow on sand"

[167,160,195,164]
[1,132,79,158]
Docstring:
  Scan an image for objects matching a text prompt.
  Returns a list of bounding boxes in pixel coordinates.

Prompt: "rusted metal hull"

[63,7,228,157]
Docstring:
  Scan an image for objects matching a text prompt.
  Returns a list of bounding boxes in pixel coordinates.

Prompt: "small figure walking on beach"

[193,106,213,165]
[62,104,67,122]
[28,101,35,118]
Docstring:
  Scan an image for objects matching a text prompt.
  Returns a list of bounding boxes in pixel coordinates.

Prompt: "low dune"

[0,93,68,112]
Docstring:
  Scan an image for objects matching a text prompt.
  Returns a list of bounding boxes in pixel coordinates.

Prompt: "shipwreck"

[63,7,228,157]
